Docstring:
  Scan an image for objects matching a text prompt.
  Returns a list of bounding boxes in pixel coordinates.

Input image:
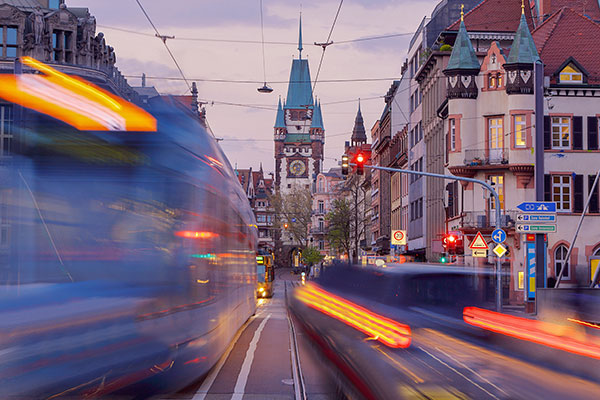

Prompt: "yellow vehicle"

[256,254,274,298]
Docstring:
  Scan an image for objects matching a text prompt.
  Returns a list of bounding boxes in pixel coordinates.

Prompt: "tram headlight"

[259,287,265,293]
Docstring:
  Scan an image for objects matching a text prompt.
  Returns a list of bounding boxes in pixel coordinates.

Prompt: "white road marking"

[191,315,256,400]
[419,346,500,400]
[230,314,272,400]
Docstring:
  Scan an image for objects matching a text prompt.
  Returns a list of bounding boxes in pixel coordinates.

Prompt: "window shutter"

[574,174,584,213]
[544,174,551,202]
[590,175,600,214]
[588,116,599,150]
[573,116,583,150]
[544,116,551,150]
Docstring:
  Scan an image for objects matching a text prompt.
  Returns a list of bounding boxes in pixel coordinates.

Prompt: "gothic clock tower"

[274,16,324,194]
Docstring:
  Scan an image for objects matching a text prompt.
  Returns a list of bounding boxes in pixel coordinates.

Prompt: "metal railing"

[464,148,509,166]
[460,210,518,229]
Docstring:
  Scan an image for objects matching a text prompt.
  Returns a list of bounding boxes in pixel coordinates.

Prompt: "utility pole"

[534,61,545,308]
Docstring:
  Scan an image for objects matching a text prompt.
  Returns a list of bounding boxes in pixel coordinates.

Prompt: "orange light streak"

[0,57,156,132]
[567,318,600,330]
[295,283,411,348]
[174,231,219,239]
[464,307,600,360]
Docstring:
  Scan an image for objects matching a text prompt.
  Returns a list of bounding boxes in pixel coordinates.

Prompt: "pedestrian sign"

[493,244,508,258]
[391,230,407,245]
[469,232,489,250]
[492,228,506,244]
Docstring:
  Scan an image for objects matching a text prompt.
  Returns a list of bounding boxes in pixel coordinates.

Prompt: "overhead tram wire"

[257,0,273,93]
[134,0,192,93]
[311,0,344,97]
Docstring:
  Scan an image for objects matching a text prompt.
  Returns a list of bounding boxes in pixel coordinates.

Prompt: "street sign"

[517,202,556,213]
[492,228,506,244]
[469,232,489,250]
[391,230,407,245]
[493,244,508,258]
[516,214,557,223]
[516,224,557,233]
[472,249,487,258]
[291,218,297,223]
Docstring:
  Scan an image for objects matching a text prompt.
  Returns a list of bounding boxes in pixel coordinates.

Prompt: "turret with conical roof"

[310,99,324,131]
[444,5,480,99]
[504,1,540,95]
[351,100,367,146]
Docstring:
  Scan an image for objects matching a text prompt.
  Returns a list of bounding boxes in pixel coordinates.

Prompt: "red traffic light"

[447,234,457,243]
[356,153,365,163]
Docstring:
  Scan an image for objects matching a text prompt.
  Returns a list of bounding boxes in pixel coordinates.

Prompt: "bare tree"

[270,186,313,249]
[326,198,352,258]
[336,174,369,264]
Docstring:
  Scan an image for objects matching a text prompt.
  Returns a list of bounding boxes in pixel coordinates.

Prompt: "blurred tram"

[256,252,274,298]
[0,62,257,398]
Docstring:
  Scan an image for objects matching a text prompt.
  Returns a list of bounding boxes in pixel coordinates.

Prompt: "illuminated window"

[559,65,583,83]
[514,115,526,147]
[1,26,18,58]
[488,175,504,210]
[551,117,570,149]
[449,119,456,151]
[488,74,496,89]
[0,105,12,157]
[555,245,570,279]
[552,175,571,212]
[497,73,503,87]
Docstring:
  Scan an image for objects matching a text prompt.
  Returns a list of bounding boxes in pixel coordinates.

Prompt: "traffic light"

[283,223,289,229]
[442,233,463,255]
[440,254,448,264]
[355,153,365,175]
[341,154,349,175]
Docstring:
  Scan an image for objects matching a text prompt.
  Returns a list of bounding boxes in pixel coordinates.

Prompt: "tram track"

[285,280,307,400]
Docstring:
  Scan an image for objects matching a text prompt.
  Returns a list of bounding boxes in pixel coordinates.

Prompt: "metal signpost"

[351,163,504,311]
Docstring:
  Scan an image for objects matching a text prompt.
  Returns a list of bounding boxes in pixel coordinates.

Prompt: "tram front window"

[257,264,266,283]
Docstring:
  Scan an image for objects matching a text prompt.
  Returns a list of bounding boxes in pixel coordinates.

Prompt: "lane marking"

[373,346,424,384]
[231,313,272,400]
[191,314,256,400]
[418,346,500,400]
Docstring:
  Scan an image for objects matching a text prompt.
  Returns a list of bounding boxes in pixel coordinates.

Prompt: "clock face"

[289,160,306,176]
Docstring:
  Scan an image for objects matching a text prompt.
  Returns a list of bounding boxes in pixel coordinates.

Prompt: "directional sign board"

[517,202,556,213]
[492,228,506,244]
[516,224,557,233]
[516,214,557,223]
[391,230,407,245]
[469,232,489,250]
[493,244,508,258]
[472,249,487,258]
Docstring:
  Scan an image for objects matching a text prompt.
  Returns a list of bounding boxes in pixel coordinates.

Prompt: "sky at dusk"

[66,0,439,173]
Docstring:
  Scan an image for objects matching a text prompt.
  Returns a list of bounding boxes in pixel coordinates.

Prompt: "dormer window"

[559,64,583,84]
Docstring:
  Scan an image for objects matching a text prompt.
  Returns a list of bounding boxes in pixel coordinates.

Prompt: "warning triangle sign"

[469,232,489,250]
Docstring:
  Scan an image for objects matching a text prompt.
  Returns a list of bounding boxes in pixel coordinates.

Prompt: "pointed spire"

[311,98,324,130]
[506,3,540,65]
[445,14,480,72]
[298,13,303,59]
[351,99,367,144]
[259,162,263,173]
[274,96,286,128]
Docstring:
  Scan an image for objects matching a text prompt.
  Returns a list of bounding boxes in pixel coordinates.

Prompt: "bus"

[256,253,275,298]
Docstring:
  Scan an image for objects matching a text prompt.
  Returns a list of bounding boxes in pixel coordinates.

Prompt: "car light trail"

[295,283,411,348]
[175,231,219,239]
[464,307,600,360]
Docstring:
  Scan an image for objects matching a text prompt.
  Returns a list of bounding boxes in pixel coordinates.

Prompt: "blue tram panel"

[0,95,257,397]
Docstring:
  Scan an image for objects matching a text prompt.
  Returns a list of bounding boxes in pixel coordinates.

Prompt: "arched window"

[594,247,600,257]
[555,245,570,279]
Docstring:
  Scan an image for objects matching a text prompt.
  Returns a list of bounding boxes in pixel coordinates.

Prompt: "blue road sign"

[516,214,557,223]
[492,228,507,244]
[517,202,556,213]
[291,218,296,223]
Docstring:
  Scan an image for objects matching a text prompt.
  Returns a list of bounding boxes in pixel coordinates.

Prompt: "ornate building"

[274,18,324,194]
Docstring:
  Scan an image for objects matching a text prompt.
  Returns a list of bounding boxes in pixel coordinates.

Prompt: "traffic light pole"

[352,163,504,311]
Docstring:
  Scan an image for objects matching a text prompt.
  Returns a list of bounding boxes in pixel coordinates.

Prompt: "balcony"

[459,210,519,230]
[310,227,326,235]
[463,149,509,167]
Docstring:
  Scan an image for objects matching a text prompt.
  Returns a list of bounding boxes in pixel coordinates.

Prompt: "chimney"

[539,0,552,22]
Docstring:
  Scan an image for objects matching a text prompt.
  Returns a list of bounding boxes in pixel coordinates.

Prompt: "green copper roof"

[274,97,286,128]
[506,12,540,65]
[298,14,303,57]
[285,59,313,108]
[446,20,480,72]
[284,133,312,144]
[310,99,324,130]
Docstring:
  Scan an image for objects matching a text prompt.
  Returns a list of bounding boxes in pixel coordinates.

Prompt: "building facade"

[311,168,344,258]
[443,2,600,304]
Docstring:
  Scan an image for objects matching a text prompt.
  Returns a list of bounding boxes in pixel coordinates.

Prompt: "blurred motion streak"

[175,231,219,239]
[295,283,411,348]
[568,318,600,330]
[0,57,156,131]
[464,307,600,359]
